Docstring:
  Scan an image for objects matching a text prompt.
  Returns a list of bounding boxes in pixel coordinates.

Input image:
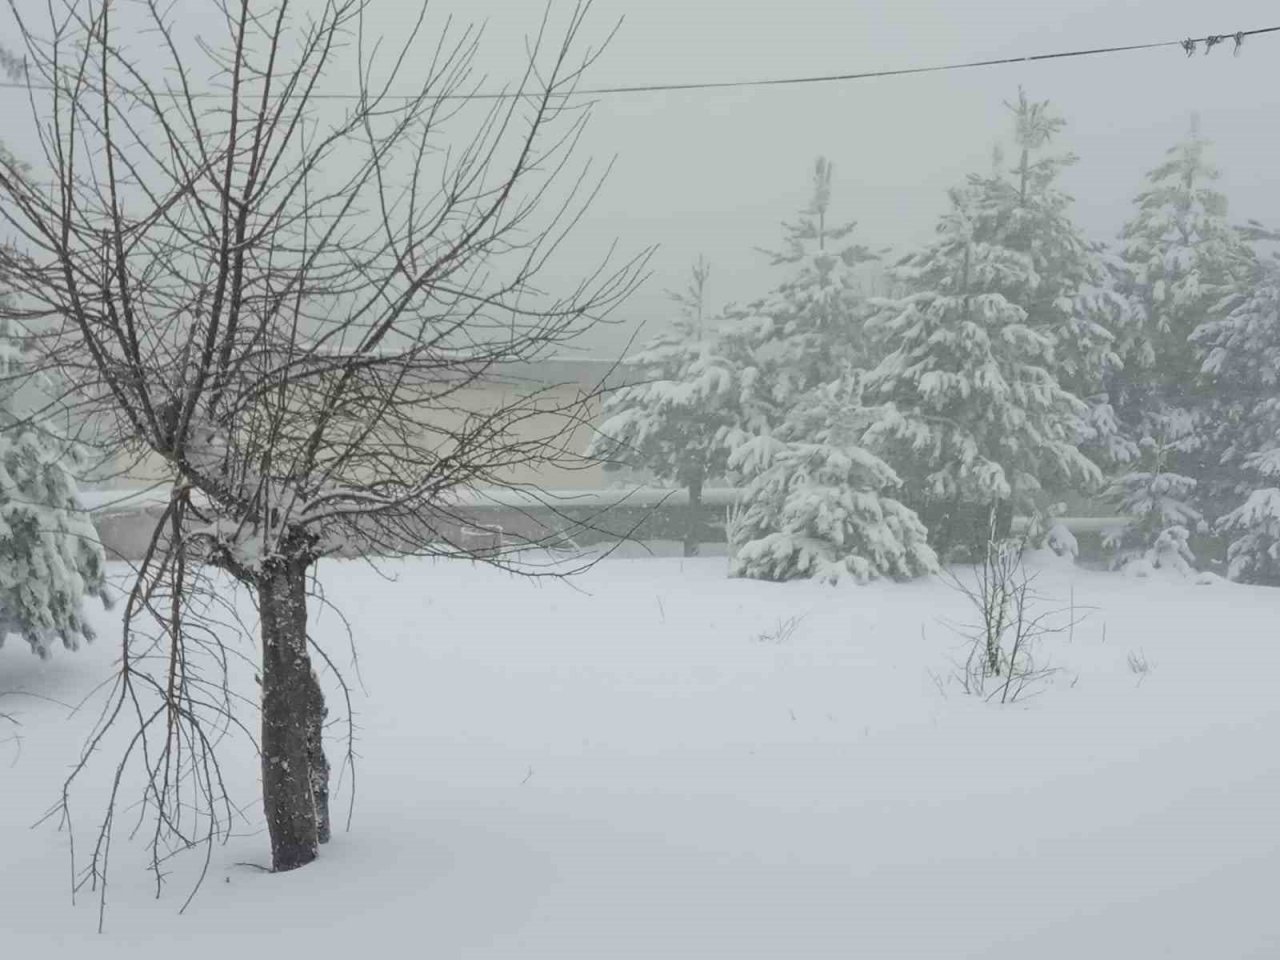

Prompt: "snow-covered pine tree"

[1194,240,1280,583]
[744,157,879,421]
[1108,119,1254,568]
[862,183,1099,559]
[727,374,937,583]
[970,90,1128,472]
[0,318,110,657]
[722,159,941,583]
[1102,417,1203,577]
[0,64,108,654]
[1218,479,1280,585]
[589,257,743,556]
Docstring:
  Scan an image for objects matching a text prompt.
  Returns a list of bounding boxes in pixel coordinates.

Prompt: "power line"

[576,25,1279,98]
[0,24,1274,102]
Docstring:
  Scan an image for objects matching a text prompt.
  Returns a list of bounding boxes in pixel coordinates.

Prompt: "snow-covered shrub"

[1042,523,1079,560]
[1021,503,1079,560]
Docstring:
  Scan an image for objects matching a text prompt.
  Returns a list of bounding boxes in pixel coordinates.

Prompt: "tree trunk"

[925,496,960,561]
[306,664,330,845]
[258,558,329,871]
[993,499,1014,543]
[684,475,703,558]
[994,472,1017,543]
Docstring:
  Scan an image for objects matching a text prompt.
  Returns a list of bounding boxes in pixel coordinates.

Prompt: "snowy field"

[3,552,1279,958]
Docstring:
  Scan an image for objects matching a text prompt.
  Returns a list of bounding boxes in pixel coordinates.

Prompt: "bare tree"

[939,510,1087,703]
[0,0,645,902]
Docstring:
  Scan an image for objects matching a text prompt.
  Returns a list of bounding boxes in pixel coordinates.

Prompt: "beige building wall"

[81,360,620,494]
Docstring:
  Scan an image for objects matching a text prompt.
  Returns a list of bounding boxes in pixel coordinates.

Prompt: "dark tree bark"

[306,664,331,846]
[684,473,704,558]
[920,496,959,561]
[990,470,1017,547]
[993,497,1015,543]
[258,559,326,872]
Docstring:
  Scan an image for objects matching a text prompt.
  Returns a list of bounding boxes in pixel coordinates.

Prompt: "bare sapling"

[940,509,1088,703]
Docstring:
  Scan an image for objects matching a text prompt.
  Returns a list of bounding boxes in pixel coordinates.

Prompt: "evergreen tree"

[744,157,879,422]
[1194,229,1280,477]
[0,50,107,654]
[0,321,111,658]
[1194,242,1280,582]
[723,159,941,584]
[1102,426,1202,577]
[727,375,937,584]
[970,91,1128,471]
[1108,120,1254,565]
[863,183,1099,558]
[589,258,743,556]
[1218,481,1280,586]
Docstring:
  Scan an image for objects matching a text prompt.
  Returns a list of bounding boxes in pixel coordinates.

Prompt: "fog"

[5,3,1280,955]
[343,0,1280,351]
[2,0,1275,352]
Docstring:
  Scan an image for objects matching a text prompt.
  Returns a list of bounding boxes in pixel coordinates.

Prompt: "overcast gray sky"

[4,0,1277,354]
[446,0,1280,353]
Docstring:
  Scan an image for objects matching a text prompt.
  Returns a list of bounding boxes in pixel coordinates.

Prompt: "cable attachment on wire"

[1181,37,1197,57]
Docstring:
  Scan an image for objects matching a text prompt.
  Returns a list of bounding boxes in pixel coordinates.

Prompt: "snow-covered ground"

[3,553,1278,958]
